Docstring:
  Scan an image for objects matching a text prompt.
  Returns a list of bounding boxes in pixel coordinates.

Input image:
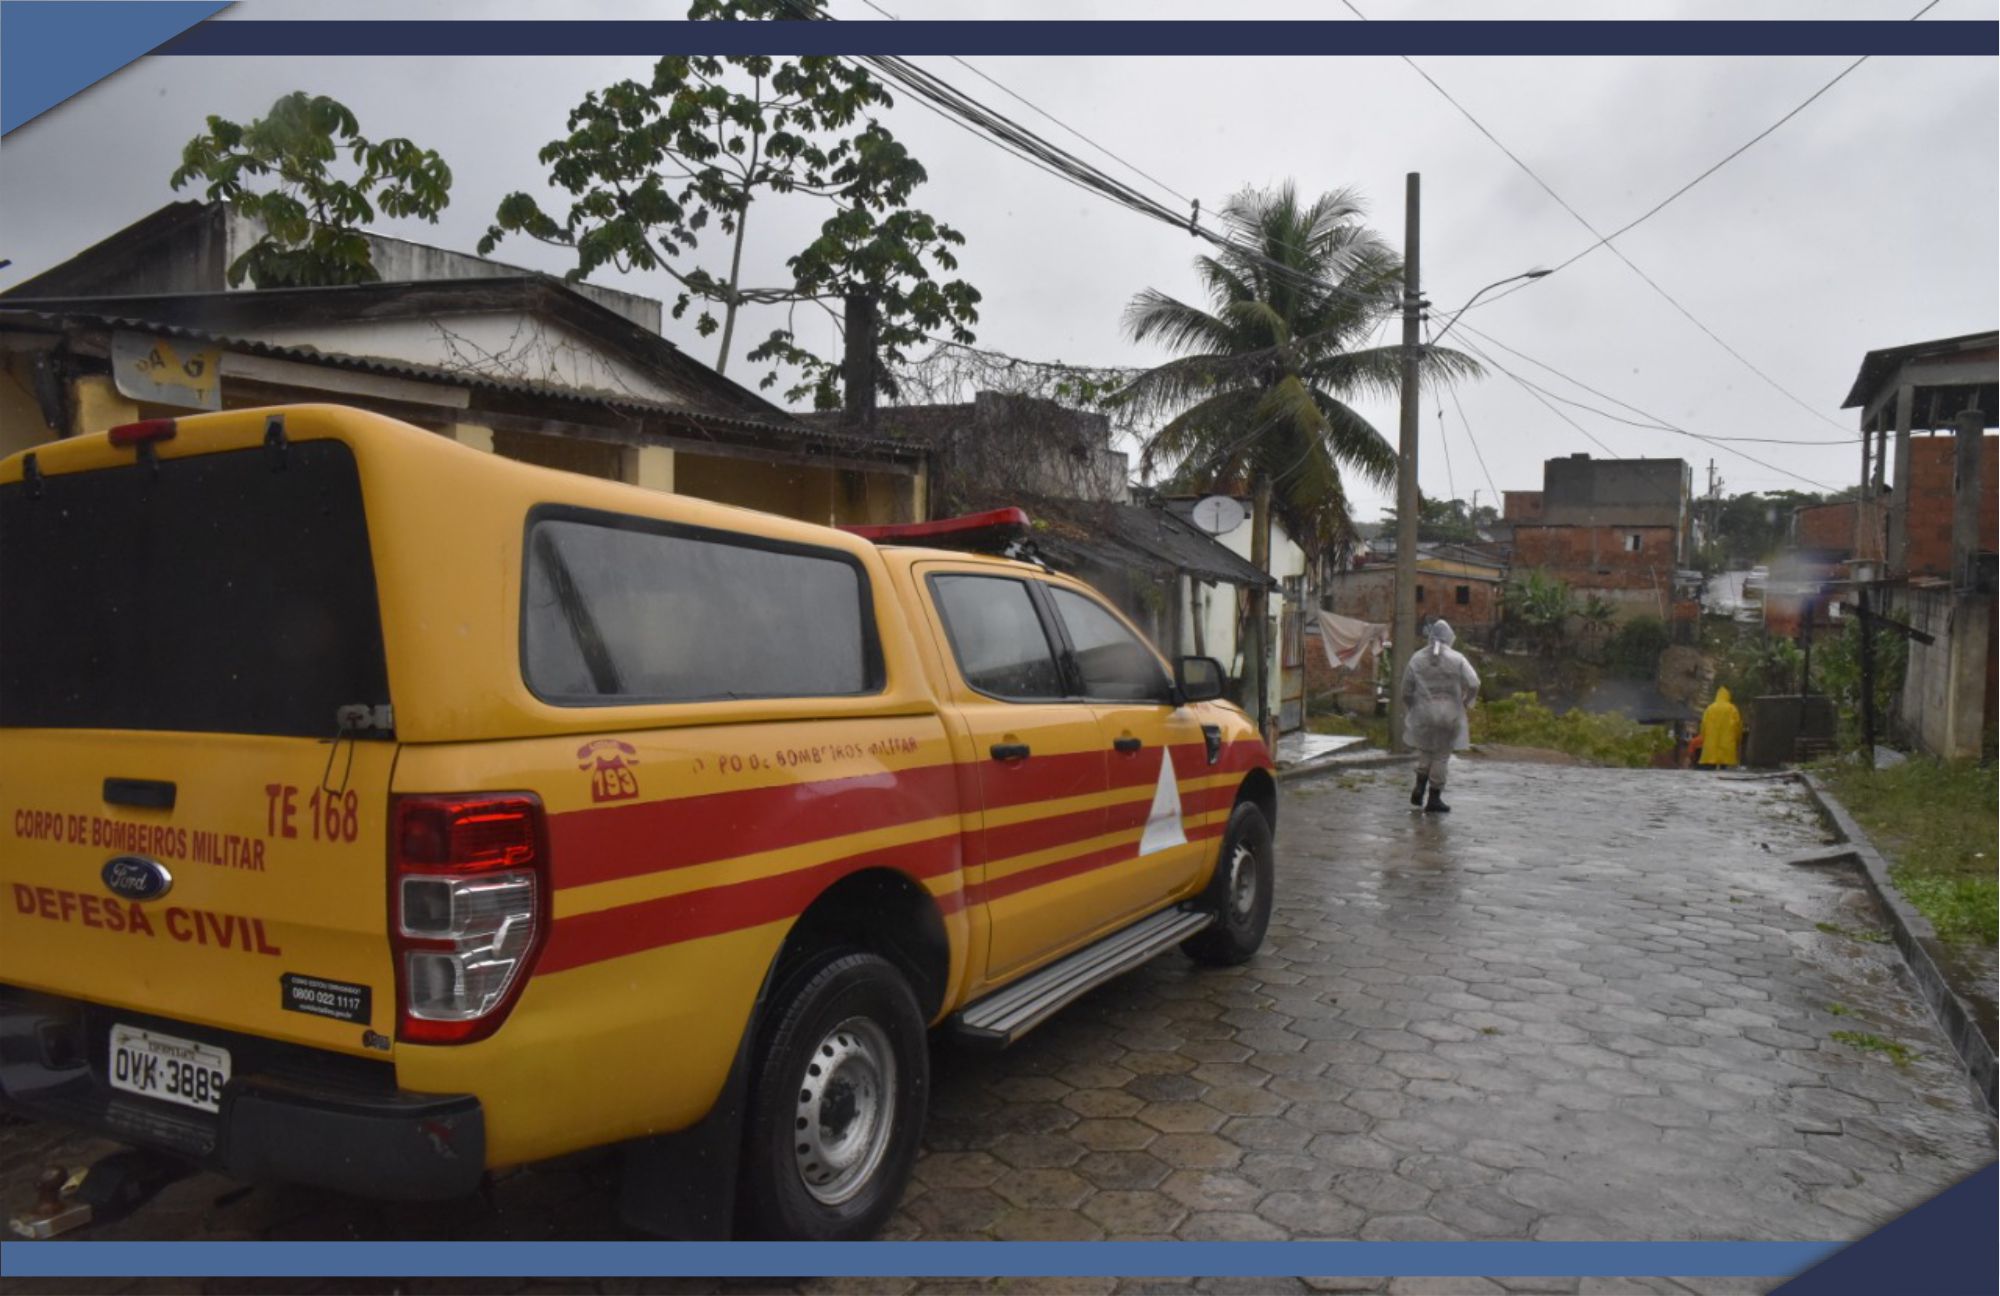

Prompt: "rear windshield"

[0,440,390,737]
[522,509,880,705]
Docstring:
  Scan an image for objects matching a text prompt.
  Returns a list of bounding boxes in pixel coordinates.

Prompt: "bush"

[1470,691,1674,768]
[1606,616,1669,680]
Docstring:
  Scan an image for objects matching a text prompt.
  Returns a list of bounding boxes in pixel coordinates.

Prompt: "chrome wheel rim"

[1227,841,1258,923]
[793,1015,896,1205]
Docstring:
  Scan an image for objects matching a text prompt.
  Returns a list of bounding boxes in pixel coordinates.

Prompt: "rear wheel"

[1182,801,1274,967]
[740,952,928,1239]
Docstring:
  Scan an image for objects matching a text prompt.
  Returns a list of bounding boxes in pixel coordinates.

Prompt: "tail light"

[391,793,548,1044]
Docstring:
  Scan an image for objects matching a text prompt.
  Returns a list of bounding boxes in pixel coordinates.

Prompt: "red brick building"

[1898,433,1998,580]
[1505,454,1694,620]
[1839,329,1997,759]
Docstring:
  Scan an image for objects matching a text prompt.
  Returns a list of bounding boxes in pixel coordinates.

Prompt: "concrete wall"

[242,314,691,407]
[1539,455,1690,529]
[1175,514,1307,727]
[673,452,909,527]
[1893,585,1995,759]
[0,356,50,459]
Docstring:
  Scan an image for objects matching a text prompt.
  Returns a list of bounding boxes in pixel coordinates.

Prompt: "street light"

[1427,268,1552,346]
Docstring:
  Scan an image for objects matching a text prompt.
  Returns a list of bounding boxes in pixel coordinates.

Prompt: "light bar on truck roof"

[106,419,178,447]
[842,507,1032,547]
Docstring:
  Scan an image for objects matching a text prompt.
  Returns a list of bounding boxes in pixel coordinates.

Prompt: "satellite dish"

[1191,495,1246,537]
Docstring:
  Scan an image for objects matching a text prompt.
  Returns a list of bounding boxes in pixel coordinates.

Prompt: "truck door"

[1040,583,1208,924]
[920,568,1109,984]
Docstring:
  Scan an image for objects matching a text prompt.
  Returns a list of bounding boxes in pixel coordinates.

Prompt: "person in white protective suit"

[1400,618,1481,813]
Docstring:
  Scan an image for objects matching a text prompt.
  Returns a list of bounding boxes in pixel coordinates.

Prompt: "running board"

[950,907,1213,1048]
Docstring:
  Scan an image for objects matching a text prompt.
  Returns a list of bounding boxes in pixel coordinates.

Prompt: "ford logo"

[102,855,173,902]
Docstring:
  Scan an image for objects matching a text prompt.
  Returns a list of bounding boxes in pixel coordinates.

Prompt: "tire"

[1182,800,1274,967]
[739,951,929,1240]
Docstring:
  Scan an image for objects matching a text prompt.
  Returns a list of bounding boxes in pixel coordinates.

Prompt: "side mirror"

[1176,655,1227,704]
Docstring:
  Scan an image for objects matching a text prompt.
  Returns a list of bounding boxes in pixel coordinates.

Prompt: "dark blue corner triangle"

[1773,1162,1997,1296]
[1,1,231,136]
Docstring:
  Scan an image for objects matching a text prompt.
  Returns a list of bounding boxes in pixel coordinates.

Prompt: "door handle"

[1113,736,1143,754]
[990,742,1031,762]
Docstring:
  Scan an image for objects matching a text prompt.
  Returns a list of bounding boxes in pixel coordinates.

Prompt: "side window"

[1046,586,1172,703]
[523,515,876,704]
[931,574,1066,701]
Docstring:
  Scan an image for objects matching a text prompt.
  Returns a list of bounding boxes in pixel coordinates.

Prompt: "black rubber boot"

[1410,774,1429,807]
[1425,786,1451,814]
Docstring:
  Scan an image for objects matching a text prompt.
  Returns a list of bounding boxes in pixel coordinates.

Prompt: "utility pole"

[1389,172,1422,754]
[1246,474,1273,746]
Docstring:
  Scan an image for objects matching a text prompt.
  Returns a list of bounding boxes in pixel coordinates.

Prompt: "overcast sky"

[2,0,1994,522]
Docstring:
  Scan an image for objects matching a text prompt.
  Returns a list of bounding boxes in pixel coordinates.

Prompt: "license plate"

[107,1024,230,1114]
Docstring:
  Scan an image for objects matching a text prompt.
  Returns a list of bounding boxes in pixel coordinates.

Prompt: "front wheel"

[1182,800,1275,967]
[739,952,929,1239]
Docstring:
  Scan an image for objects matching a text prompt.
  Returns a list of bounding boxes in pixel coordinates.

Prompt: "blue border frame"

[0,1240,1838,1279]
[154,19,1998,56]
[0,6,1994,1290]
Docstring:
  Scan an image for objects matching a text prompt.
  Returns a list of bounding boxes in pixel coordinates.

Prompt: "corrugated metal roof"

[0,305,922,460]
[972,494,1271,587]
[1841,329,1998,410]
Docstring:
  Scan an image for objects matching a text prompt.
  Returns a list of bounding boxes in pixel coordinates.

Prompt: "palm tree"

[1112,182,1479,554]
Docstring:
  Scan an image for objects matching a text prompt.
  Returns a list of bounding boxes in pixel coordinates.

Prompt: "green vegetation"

[1826,1002,1852,1017]
[1469,692,1672,768]
[172,91,453,287]
[1823,758,1998,947]
[1815,921,1891,944]
[1308,711,1390,749]
[1606,616,1670,680]
[1830,1030,1915,1067]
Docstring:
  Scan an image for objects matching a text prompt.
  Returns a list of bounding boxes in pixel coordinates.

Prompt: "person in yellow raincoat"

[1698,686,1743,768]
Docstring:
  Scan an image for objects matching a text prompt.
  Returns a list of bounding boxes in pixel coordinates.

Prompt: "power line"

[1457,322,1864,446]
[1338,0,1894,436]
[1454,331,1840,493]
[778,1,1403,315]
[1445,382,1502,512]
[850,0,1194,210]
[1456,334,1618,459]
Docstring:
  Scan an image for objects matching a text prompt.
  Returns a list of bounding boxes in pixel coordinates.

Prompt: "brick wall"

[1899,434,1998,578]
[1322,568,1501,637]
[1503,490,1544,522]
[1510,524,1680,591]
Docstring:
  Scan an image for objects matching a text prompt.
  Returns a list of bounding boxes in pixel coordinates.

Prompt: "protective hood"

[1714,686,1733,706]
[1426,619,1456,656]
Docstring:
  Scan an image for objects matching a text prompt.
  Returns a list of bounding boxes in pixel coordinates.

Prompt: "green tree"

[481,0,978,417]
[1500,568,1573,659]
[1575,593,1618,659]
[1703,489,1824,569]
[1114,182,1478,555]
[171,91,452,288]
[1381,494,1488,545]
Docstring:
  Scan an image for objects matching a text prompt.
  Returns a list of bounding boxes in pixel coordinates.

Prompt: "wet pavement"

[4,760,1994,1294]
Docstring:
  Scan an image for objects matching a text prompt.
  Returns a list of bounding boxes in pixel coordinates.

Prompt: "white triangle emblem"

[1138,750,1188,857]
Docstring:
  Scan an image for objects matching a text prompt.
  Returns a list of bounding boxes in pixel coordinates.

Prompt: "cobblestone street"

[4,760,1994,1294]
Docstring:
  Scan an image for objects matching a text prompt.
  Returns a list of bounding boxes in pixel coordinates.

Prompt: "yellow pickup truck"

[0,404,1277,1240]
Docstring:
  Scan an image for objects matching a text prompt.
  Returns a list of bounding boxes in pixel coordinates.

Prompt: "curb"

[1277,750,1415,783]
[1795,771,1997,1114]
